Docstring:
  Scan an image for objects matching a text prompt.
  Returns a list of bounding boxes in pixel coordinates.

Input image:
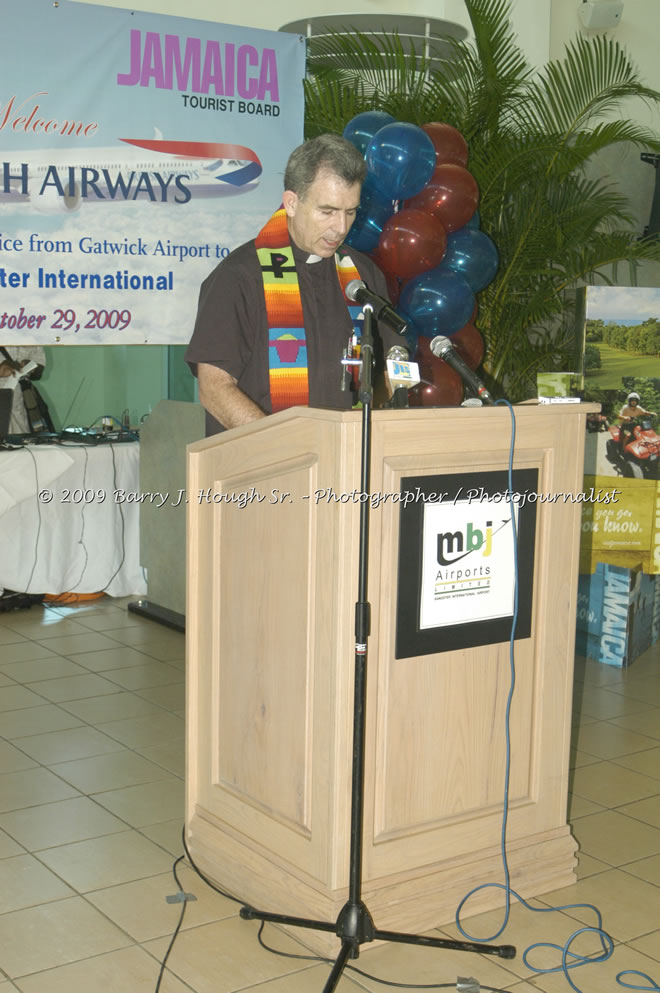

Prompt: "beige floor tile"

[0,981,20,992]
[0,896,131,978]
[136,641,187,663]
[527,939,660,993]
[0,704,84,739]
[102,662,184,691]
[572,721,660,760]
[628,930,660,963]
[609,677,660,706]
[136,683,186,712]
[567,793,604,820]
[135,740,185,777]
[619,793,660,829]
[32,632,124,655]
[574,852,610,879]
[37,830,174,891]
[0,828,25,858]
[569,749,601,770]
[0,740,38,774]
[539,866,660,943]
[0,796,129,851]
[570,760,660,807]
[71,611,149,632]
[343,928,527,992]
[611,746,660,780]
[0,671,14,685]
[437,900,608,981]
[102,625,185,650]
[143,917,315,993]
[0,685,51,711]
[572,684,656,721]
[69,645,165,672]
[97,711,185,748]
[49,749,173,793]
[0,625,27,645]
[57,691,161,723]
[140,819,187,856]
[622,853,660,886]
[13,945,192,993]
[0,642,59,664]
[0,853,74,913]
[242,963,369,992]
[0,659,89,683]
[92,777,184,827]
[611,710,660,741]
[27,672,122,702]
[12,726,126,765]
[1,617,89,640]
[0,768,80,813]
[572,809,660,865]
[87,864,238,941]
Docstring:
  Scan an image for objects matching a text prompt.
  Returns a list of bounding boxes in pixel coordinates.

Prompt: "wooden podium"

[186,403,590,952]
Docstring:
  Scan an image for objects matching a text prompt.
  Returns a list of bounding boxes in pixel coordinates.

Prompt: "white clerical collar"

[306,253,323,264]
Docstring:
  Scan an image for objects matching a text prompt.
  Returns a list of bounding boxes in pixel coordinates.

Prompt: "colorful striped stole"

[255,207,362,413]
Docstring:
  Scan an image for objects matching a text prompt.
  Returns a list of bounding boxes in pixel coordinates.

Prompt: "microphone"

[385,345,420,408]
[345,279,409,336]
[429,335,494,405]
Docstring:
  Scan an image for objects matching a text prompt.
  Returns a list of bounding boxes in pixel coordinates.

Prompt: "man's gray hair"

[284,134,367,198]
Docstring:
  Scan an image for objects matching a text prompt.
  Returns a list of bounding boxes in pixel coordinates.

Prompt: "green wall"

[37,344,196,430]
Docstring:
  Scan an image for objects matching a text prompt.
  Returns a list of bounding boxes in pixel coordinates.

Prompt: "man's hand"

[197,364,266,430]
[0,361,14,378]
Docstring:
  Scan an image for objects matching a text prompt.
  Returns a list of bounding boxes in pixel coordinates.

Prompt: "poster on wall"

[395,470,537,659]
[581,286,660,575]
[0,0,305,345]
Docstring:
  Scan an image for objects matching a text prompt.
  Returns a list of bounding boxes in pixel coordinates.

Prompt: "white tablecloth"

[0,441,147,597]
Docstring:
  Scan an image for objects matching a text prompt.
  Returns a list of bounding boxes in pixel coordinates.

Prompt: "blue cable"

[453,398,659,993]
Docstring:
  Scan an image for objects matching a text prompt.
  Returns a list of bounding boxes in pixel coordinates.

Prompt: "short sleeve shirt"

[185,237,399,434]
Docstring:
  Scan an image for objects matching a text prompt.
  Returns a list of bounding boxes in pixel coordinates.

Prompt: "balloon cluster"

[343,112,498,406]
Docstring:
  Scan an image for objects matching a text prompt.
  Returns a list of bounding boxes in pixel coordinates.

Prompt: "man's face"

[283,169,361,257]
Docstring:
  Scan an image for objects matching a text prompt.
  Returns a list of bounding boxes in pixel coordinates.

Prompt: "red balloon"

[450,323,485,370]
[376,208,447,280]
[405,164,479,233]
[422,122,469,167]
[408,337,463,406]
[384,271,402,306]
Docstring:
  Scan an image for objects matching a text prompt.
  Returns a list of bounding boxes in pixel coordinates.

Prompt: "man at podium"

[186,134,400,435]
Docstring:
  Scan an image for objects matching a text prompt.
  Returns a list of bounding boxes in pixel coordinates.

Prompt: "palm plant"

[303,0,660,399]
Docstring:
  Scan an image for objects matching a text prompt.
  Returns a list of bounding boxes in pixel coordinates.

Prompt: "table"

[0,441,147,597]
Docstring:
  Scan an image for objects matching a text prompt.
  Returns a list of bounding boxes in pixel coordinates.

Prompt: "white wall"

[69,0,552,67]
[551,0,660,281]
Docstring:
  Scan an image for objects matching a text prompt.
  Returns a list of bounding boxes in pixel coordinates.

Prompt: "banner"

[0,0,305,344]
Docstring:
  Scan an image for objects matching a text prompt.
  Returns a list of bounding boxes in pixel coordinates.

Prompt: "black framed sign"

[395,469,538,659]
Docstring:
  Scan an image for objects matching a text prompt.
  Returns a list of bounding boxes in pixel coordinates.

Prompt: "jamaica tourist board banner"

[0,0,304,344]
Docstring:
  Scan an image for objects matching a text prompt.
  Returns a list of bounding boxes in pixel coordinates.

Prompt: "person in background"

[0,346,47,434]
[617,391,656,451]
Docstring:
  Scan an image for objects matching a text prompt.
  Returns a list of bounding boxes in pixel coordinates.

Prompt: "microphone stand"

[240,304,516,991]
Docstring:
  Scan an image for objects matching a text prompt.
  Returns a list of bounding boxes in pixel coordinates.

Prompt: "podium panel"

[186,404,593,951]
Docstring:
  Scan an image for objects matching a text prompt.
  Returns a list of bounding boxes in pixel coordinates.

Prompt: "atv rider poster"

[581,286,660,574]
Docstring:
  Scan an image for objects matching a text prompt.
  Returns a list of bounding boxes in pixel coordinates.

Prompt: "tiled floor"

[0,598,659,993]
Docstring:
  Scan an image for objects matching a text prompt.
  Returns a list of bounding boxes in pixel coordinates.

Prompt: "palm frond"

[301,0,660,400]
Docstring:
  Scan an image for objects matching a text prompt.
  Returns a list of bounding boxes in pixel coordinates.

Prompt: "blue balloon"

[399,268,475,338]
[465,210,481,230]
[344,179,395,253]
[366,123,436,201]
[441,228,499,292]
[343,111,396,156]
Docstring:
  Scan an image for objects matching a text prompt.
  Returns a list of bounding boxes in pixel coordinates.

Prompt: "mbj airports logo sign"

[420,501,517,630]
